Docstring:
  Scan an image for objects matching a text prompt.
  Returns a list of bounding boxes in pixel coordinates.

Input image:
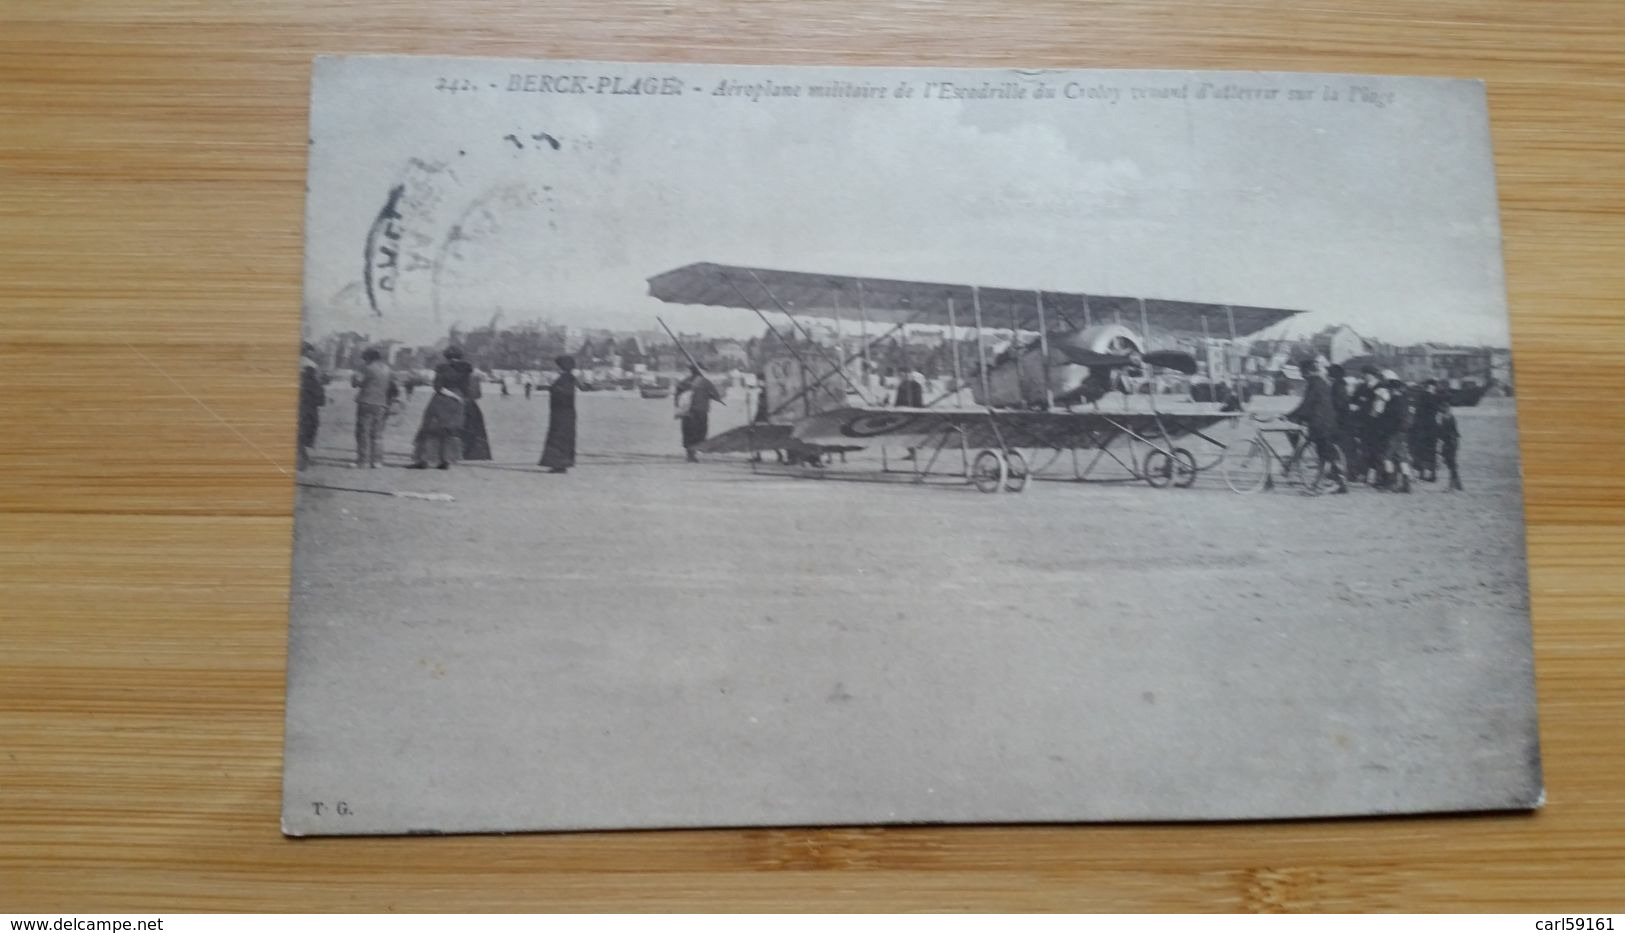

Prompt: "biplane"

[647,262,1306,493]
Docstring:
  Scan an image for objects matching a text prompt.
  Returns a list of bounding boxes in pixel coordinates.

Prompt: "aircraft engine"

[976,323,1144,408]
[1063,323,1143,357]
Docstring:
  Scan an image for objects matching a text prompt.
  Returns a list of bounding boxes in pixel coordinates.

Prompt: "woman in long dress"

[460,370,492,461]
[409,347,473,470]
[538,355,579,474]
[296,342,325,470]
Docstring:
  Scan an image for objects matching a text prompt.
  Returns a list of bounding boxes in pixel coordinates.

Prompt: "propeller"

[1053,345,1197,375]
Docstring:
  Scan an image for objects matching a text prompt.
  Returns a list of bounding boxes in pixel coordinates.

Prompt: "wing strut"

[947,296,965,408]
[722,277,824,419]
[737,270,874,407]
[1225,304,1244,411]
[763,303,930,422]
[1036,291,1055,410]
[972,287,991,402]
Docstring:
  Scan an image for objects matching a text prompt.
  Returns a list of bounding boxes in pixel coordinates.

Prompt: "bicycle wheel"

[1291,443,1347,496]
[1003,449,1029,493]
[1187,444,1226,474]
[1221,437,1271,494]
[1285,445,1317,493]
[971,449,1006,494]
[1279,446,1304,488]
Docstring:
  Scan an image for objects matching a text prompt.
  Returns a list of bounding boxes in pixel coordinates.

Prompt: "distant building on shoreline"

[311,317,1514,399]
[1309,325,1373,365]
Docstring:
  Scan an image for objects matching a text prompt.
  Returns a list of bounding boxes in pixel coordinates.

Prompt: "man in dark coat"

[538,355,580,474]
[893,370,925,408]
[676,366,722,462]
[1437,396,1464,491]
[1284,358,1347,493]
[1376,372,1414,493]
[297,342,326,470]
[1409,379,1440,482]
[1327,363,1357,477]
[1350,365,1383,484]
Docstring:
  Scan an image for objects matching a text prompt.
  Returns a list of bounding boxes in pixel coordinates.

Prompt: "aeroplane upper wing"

[647,262,1308,338]
[788,406,1240,452]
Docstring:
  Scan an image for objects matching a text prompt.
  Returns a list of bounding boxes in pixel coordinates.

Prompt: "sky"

[303,58,1512,349]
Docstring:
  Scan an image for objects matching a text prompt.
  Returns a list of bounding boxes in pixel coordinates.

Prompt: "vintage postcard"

[283,56,1540,835]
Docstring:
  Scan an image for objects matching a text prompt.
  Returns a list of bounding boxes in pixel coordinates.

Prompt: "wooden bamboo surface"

[2,0,1623,913]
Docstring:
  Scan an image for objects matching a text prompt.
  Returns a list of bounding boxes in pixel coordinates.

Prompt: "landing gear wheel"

[1170,447,1197,488]
[1144,448,1196,488]
[1144,447,1195,489]
[971,449,1007,494]
[1143,448,1175,488]
[1003,449,1029,493]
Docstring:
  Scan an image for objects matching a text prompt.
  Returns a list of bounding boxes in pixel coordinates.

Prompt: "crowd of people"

[294,344,722,473]
[1286,359,1463,495]
[296,342,1467,495]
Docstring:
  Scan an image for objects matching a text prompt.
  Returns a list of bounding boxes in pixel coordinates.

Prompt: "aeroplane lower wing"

[694,423,793,454]
[695,423,863,455]
[789,407,1240,452]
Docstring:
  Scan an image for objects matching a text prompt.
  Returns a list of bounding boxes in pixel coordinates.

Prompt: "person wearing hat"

[1283,358,1348,494]
[1436,393,1464,491]
[296,341,326,470]
[891,368,927,461]
[675,364,722,462]
[1326,362,1357,474]
[350,347,397,468]
[1409,379,1441,482]
[458,358,492,462]
[893,369,925,408]
[1351,365,1383,484]
[538,354,581,473]
[1374,369,1413,493]
[409,346,473,470]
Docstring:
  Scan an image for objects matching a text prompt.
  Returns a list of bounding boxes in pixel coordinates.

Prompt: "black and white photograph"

[283,56,1540,835]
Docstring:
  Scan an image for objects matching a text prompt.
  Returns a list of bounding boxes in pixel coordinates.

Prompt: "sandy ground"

[282,386,1540,834]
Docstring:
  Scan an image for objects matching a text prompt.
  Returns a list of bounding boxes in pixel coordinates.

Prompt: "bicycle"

[1220,415,1348,495]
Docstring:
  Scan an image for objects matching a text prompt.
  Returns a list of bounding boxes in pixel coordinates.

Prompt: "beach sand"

[282,387,1540,833]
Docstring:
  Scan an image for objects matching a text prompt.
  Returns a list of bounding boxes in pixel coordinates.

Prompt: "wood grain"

[2,0,1623,912]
